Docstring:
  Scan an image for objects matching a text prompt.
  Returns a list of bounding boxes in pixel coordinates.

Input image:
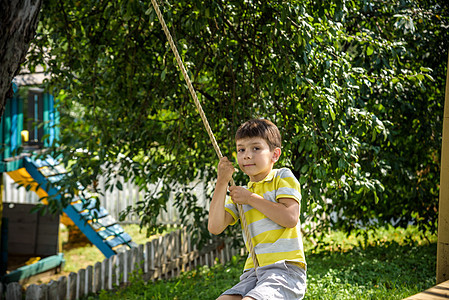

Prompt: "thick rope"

[150,0,259,269]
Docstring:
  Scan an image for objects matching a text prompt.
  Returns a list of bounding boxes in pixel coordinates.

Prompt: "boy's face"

[236,137,281,182]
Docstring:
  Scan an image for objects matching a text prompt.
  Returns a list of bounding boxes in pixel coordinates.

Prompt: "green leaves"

[26,0,448,240]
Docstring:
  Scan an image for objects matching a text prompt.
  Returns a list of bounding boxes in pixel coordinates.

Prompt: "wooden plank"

[93,261,101,293]
[151,238,162,280]
[7,242,35,255]
[57,276,67,300]
[105,232,132,248]
[174,231,180,269]
[71,199,98,212]
[80,207,109,220]
[160,235,168,268]
[25,284,45,300]
[121,250,128,283]
[117,252,125,285]
[4,202,37,216]
[47,280,58,300]
[154,238,162,272]
[144,241,151,274]
[7,221,36,233]
[77,268,85,299]
[4,202,59,257]
[107,256,113,290]
[220,245,225,264]
[110,254,119,288]
[35,244,59,257]
[102,258,110,290]
[6,227,36,250]
[127,248,135,281]
[4,253,64,283]
[194,238,199,268]
[132,246,139,272]
[36,222,59,234]
[404,280,449,299]
[188,233,195,270]
[137,244,144,272]
[180,227,188,272]
[224,243,230,263]
[97,224,125,239]
[91,215,117,229]
[86,265,93,295]
[167,231,175,262]
[438,49,449,284]
[67,272,77,300]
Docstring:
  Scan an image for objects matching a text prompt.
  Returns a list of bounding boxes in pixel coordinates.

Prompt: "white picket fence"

[1,227,243,300]
[2,173,210,225]
[2,174,40,204]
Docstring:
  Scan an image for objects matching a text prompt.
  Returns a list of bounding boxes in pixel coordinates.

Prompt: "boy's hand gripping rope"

[150,0,259,270]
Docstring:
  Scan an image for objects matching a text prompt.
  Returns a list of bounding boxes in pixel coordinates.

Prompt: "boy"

[208,119,307,300]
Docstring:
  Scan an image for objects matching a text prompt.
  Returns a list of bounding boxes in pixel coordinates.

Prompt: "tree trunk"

[0,0,42,262]
[0,0,42,118]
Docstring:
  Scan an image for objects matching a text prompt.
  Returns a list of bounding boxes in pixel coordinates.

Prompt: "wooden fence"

[2,173,210,225]
[1,227,243,300]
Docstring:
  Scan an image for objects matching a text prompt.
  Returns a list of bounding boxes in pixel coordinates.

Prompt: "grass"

[60,224,164,273]
[85,225,437,300]
[20,224,167,287]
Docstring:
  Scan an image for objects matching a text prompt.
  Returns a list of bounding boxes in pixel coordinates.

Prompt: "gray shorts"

[221,261,307,300]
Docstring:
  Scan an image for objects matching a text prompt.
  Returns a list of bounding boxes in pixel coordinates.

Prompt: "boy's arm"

[229,186,299,228]
[208,157,236,235]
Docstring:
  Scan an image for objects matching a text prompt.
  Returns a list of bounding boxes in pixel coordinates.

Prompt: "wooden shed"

[1,202,64,283]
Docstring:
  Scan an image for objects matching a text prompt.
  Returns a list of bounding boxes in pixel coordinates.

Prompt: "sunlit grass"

[61,224,177,273]
[304,224,437,253]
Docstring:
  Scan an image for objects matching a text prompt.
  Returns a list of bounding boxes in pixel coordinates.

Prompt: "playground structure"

[0,84,136,284]
[435,50,449,289]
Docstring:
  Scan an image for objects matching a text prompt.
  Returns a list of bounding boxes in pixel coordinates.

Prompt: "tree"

[0,0,43,244]
[0,0,42,117]
[26,0,448,242]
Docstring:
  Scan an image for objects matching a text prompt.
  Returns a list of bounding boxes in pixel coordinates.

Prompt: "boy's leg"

[217,295,256,300]
[219,268,257,299]
[217,295,243,300]
[245,262,306,300]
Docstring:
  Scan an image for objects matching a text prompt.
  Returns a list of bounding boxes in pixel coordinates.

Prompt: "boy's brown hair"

[235,119,281,151]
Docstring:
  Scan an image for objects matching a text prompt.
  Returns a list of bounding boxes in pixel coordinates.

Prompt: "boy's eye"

[253,147,260,151]
[238,149,245,152]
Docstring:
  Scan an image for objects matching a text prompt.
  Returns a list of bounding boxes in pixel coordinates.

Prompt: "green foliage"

[26,0,449,240]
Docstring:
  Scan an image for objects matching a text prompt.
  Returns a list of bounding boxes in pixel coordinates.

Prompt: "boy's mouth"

[243,164,256,167]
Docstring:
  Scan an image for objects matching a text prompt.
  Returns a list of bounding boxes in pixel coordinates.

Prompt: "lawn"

[85,225,437,300]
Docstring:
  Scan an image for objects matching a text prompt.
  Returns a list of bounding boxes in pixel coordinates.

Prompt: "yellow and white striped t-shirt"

[225,168,306,270]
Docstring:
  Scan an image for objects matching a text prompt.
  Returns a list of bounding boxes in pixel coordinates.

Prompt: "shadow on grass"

[305,241,437,300]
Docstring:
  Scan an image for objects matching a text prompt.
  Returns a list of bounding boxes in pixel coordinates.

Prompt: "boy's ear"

[271,148,281,163]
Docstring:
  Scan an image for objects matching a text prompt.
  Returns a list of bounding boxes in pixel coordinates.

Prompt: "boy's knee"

[216,295,243,300]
